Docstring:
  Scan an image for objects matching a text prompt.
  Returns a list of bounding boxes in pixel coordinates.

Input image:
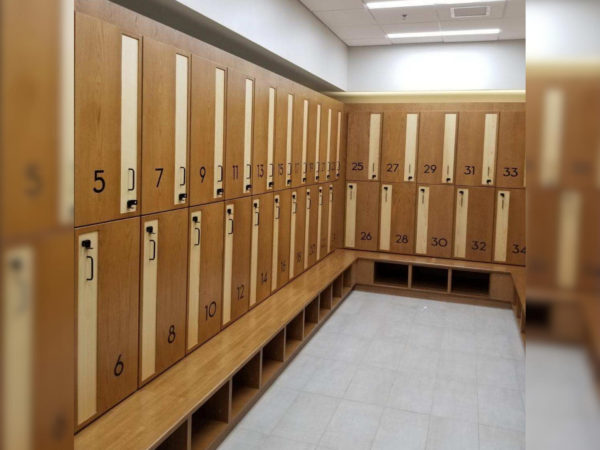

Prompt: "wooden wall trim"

[329,90,525,104]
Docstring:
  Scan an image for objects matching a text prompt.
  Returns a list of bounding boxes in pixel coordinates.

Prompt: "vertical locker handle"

[149,240,157,261]
[349,184,354,200]
[180,166,186,186]
[217,165,224,182]
[128,168,136,191]
[254,203,260,226]
[246,164,252,180]
[268,163,274,177]
[384,185,389,201]
[306,193,311,209]
[192,217,201,246]
[408,164,413,181]
[227,209,234,234]
[275,198,280,219]
[459,190,464,206]
[420,188,425,203]
[500,192,505,209]
[85,256,94,281]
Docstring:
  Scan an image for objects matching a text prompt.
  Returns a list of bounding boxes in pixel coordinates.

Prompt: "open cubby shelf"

[319,285,333,319]
[262,330,285,385]
[411,265,449,292]
[191,382,230,450]
[304,297,320,336]
[373,262,409,287]
[332,275,343,305]
[157,420,188,450]
[342,265,354,295]
[451,269,490,296]
[231,353,261,419]
[285,311,305,360]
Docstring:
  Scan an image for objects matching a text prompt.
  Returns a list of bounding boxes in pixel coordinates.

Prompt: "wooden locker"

[139,209,187,386]
[274,82,292,191]
[456,112,499,186]
[250,193,274,306]
[526,188,558,288]
[222,197,252,326]
[494,188,526,266]
[318,185,331,259]
[290,187,307,278]
[253,78,276,195]
[225,70,254,199]
[496,111,526,188]
[76,218,139,427]
[189,56,226,205]
[379,183,416,254]
[305,186,319,268]
[187,202,224,352]
[306,97,318,183]
[142,38,190,214]
[291,91,307,187]
[346,112,381,181]
[415,184,454,258]
[417,112,457,184]
[453,187,495,262]
[344,181,379,250]
[75,14,141,226]
[273,190,292,289]
[381,112,419,183]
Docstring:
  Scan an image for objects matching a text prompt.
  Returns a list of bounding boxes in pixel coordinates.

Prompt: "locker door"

[253,79,276,195]
[494,188,526,265]
[417,112,457,184]
[306,99,319,183]
[319,185,331,259]
[290,187,307,278]
[251,193,274,306]
[334,109,343,179]
[379,183,416,254]
[291,93,306,187]
[346,112,381,181]
[456,112,499,186]
[381,112,419,183]
[190,56,226,205]
[274,83,291,191]
[345,182,379,250]
[272,190,291,290]
[222,197,251,326]
[226,70,254,198]
[75,14,141,226]
[415,185,454,257]
[187,202,224,352]
[142,39,190,214]
[496,111,526,188]
[453,187,494,262]
[139,209,187,385]
[332,180,345,249]
[305,186,319,268]
[75,218,139,427]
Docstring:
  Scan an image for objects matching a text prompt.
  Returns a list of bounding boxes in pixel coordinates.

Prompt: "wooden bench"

[74,249,525,449]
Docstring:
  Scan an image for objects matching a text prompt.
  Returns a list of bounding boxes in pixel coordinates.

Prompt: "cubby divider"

[285,311,305,359]
[304,297,320,336]
[373,262,409,287]
[157,418,190,450]
[411,265,449,292]
[451,269,490,296]
[231,352,261,419]
[191,381,231,450]
[261,329,285,386]
[332,275,343,305]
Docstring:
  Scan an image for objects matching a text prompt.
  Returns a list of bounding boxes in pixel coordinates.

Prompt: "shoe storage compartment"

[304,297,319,336]
[285,311,305,359]
[231,352,261,419]
[411,265,449,292]
[190,381,231,449]
[261,329,285,385]
[373,262,409,287]
[319,285,333,319]
[451,269,490,296]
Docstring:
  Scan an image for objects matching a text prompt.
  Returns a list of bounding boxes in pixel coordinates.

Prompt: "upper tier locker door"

[75,15,141,226]
[417,112,457,184]
[76,218,139,428]
[319,185,331,259]
[496,111,526,188]
[290,187,307,278]
[291,90,306,187]
[139,208,187,386]
[494,188,526,266]
[273,190,291,290]
[381,112,419,183]
[345,182,379,250]
[415,185,454,258]
[142,39,190,214]
[189,56,226,205]
[225,70,254,199]
[222,196,252,327]
[253,77,276,195]
[307,97,319,183]
[453,187,495,262]
[251,193,274,307]
[273,81,291,191]
[347,112,381,181]
[187,202,224,353]
[379,183,416,254]
[456,112,499,186]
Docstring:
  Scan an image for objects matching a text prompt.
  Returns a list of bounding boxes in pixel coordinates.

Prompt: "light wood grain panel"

[285,94,294,187]
[368,113,382,180]
[314,104,322,182]
[345,183,357,248]
[222,204,234,325]
[326,108,333,180]
[404,114,418,182]
[557,190,581,289]
[252,79,271,195]
[140,219,158,382]
[453,189,468,258]
[327,185,334,253]
[379,185,392,251]
[214,68,226,198]
[442,113,457,184]
[273,84,290,191]
[301,99,309,183]
[307,186,320,268]
[267,87,276,190]
[243,79,254,193]
[304,189,312,269]
[481,113,498,185]
[336,111,342,178]
[494,190,510,263]
[173,54,189,205]
[187,211,202,350]
[271,195,281,292]
[249,199,260,307]
[415,186,429,254]
[539,89,563,187]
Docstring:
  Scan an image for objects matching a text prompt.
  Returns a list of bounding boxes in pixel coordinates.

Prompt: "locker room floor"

[218,291,525,450]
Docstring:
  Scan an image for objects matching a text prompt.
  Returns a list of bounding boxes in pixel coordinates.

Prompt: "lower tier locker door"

[379,183,416,254]
[453,187,494,262]
[345,182,379,250]
[274,190,291,289]
[187,202,224,352]
[415,185,454,258]
[76,218,140,429]
[291,188,307,278]
[223,197,252,326]
[318,185,330,259]
[139,209,187,386]
[252,193,274,306]
[494,188,526,266]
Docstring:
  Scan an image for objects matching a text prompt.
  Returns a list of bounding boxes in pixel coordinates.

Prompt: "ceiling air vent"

[451,6,490,18]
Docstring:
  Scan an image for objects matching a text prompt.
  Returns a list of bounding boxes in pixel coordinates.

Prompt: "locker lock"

[287,180,291,185]
[302,177,307,183]
[275,197,279,204]
[349,185,354,189]
[81,239,92,249]
[408,176,413,181]
[420,188,425,193]
[227,208,232,214]
[371,174,376,179]
[179,193,187,201]
[146,225,154,234]
[253,202,259,208]
[192,216,199,223]
[268,181,274,188]
[500,193,505,198]
[384,186,388,191]
[217,188,224,196]
[327,175,330,179]
[316,176,320,180]
[127,199,138,209]
[486,179,492,184]
[246,184,252,190]
[446,177,451,182]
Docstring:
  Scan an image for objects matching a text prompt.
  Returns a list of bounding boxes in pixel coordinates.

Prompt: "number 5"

[93,170,105,193]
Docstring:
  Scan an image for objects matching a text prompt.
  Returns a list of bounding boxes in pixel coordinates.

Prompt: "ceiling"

[299,0,525,46]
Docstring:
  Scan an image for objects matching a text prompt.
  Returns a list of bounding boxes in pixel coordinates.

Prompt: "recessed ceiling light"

[387,28,501,38]
[367,0,504,9]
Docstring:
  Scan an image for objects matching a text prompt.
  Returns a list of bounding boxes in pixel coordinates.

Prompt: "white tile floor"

[219,291,525,450]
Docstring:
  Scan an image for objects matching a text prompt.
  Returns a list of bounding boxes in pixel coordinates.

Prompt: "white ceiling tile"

[315,8,376,27]
[439,18,504,30]
[389,35,443,44]
[380,21,440,34]
[442,34,499,43]
[299,0,366,12]
[345,37,392,46]
[332,24,387,39]
[435,3,505,21]
[503,0,525,18]
[369,5,439,24]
